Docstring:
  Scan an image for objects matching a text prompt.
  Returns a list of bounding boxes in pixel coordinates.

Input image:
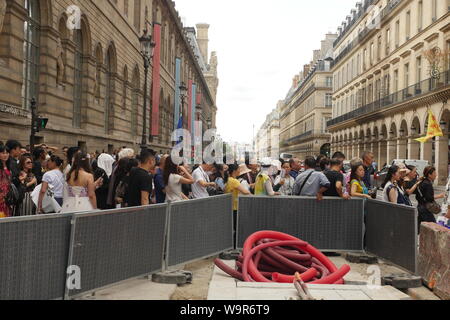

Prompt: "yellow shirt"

[225,177,241,211]
[254,173,270,196]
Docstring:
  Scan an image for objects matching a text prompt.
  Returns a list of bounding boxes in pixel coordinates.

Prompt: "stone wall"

[418,222,450,300]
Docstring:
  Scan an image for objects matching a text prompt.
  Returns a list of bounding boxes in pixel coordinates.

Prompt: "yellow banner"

[415,110,443,143]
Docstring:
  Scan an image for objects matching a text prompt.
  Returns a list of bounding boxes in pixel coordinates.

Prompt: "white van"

[280,153,293,161]
[392,159,430,176]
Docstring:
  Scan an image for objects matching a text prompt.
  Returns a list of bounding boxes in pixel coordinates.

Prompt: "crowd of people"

[0,140,448,233]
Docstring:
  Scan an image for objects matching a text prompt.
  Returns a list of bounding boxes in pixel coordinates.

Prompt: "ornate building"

[327,0,450,185]
[0,0,218,154]
[279,33,336,159]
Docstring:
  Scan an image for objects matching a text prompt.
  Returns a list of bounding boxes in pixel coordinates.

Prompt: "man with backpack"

[293,156,330,201]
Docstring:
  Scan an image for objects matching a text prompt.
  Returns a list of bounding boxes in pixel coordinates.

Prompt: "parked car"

[374,159,430,189]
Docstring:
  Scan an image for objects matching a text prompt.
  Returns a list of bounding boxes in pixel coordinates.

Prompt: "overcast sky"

[174,0,356,144]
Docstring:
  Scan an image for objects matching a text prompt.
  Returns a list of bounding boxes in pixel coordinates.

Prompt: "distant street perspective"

[0,0,449,305]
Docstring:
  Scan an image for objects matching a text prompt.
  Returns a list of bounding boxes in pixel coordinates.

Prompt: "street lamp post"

[138,24,156,151]
[29,97,37,154]
[179,82,188,124]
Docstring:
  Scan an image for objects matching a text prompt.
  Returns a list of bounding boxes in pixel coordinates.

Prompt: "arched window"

[105,49,112,133]
[131,66,140,136]
[22,0,40,109]
[122,66,128,110]
[73,29,83,127]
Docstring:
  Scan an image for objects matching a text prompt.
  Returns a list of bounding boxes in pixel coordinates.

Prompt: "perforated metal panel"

[67,205,167,298]
[0,214,72,300]
[237,196,365,251]
[167,195,233,267]
[365,200,418,273]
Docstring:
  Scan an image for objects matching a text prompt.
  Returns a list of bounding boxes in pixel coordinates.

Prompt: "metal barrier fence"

[237,196,365,251]
[365,199,418,274]
[0,214,72,300]
[66,205,167,299]
[166,194,233,268]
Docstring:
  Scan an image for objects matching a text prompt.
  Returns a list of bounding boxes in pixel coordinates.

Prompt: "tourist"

[212,163,227,194]
[38,155,65,213]
[293,156,330,200]
[237,164,252,193]
[274,162,295,196]
[224,164,252,248]
[361,151,375,189]
[92,153,115,210]
[403,165,421,203]
[61,153,96,213]
[191,162,217,199]
[19,155,37,215]
[124,149,156,207]
[154,154,169,204]
[163,156,194,202]
[416,166,446,227]
[349,162,372,200]
[289,158,302,179]
[0,144,12,218]
[115,158,139,208]
[108,157,130,208]
[324,159,349,199]
[381,165,411,206]
[254,158,280,196]
[64,147,80,177]
[32,147,47,184]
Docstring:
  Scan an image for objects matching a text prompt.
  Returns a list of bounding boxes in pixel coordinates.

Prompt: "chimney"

[346,15,352,25]
[196,23,210,63]
[303,64,310,77]
[351,9,357,19]
[337,26,343,35]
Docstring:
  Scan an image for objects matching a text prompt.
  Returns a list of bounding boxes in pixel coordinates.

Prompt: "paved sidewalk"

[77,277,177,300]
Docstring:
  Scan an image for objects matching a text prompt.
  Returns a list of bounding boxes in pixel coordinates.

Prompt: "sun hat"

[238,164,252,177]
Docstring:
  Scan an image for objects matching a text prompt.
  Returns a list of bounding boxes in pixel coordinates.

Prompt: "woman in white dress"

[163,156,194,202]
[61,152,97,213]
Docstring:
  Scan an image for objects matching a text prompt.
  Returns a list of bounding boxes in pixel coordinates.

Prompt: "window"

[432,0,437,21]
[22,0,40,109]
[377,36,382,61]
[395,20,400,47]
[404,63,409,88]
[326,76,332,87]
[416,57,422,82]
[363,49,367,70]
[370,42,374,64]
[105,49,113,133]
[357,54,361,75]
[394,70,399,92]
[406,11,411,40]
[134,0,141,30]
[325,93,332,107]
[73,29,83,128]
[447,41,450,70]
[418,1,423,31]
[385,29,390,55]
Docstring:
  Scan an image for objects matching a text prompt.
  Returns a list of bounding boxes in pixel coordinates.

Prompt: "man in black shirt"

[125,149,156,207]
[324,159,349,199]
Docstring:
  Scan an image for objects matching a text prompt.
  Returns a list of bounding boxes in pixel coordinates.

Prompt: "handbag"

[31,184,62,214]
[5,183,20,207]
[417,184,441,214]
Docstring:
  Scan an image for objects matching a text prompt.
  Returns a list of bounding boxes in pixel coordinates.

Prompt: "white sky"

[174,0,356,144]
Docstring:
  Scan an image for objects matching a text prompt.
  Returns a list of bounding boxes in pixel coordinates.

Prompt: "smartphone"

[280,169,286,177]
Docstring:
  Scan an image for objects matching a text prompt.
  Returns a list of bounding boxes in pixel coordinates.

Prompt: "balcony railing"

[331,0,402,69]
[285,130,331,145]
[327,69,450,128]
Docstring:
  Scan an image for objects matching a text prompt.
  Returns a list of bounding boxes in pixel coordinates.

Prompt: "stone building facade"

[279,33,336,159]
[0,0,218,154]
[255,103,281,160]
[328,0,450,185]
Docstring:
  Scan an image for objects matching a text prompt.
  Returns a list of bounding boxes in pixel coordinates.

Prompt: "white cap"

[260,157,273,167]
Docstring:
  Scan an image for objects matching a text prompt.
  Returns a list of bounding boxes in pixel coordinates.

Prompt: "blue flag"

[177,116,183,144]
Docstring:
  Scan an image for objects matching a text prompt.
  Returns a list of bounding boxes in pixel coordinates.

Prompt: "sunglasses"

[25,161,32,164]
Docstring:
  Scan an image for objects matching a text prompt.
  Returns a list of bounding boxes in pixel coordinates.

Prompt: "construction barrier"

[166,194,233,268]
[66,205,168,299]
[365,199,418,274]
[0,214,72,300]
[237,196,365,251]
